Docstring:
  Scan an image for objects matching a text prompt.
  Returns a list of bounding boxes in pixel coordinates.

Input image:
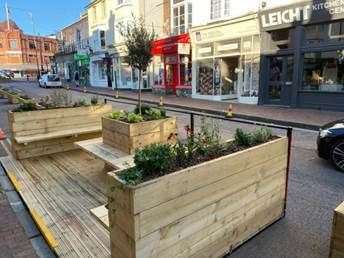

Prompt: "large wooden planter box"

[107,137,289,258]
[9,104,112,159]
[329,202,344,258]
[102,116,177,154]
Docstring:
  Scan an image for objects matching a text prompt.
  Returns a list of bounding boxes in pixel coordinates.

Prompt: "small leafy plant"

[12,101,38,112]
[107,105,165,123]
[119,122,276,185]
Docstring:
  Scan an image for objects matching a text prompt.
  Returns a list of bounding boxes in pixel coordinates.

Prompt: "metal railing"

[103,96,293,217]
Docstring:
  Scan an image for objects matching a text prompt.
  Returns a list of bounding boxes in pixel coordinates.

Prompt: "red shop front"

[151,33,192,96]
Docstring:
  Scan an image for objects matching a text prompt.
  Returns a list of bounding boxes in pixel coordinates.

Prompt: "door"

[267,56,294,106]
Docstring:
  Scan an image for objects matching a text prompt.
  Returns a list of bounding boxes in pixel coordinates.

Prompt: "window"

[172,1,192,35]
[305,21,344,45]
[44,42,50,51]
[9,39,17,49]
[29,41,36,49]
[0,41,3,48]
[76,29,81,42]
[92,7,97,23]
[224,0,230,17]
[100,1,106,18]
[100,30,106,48]
[211,0,221,20]
[302,51,344,92]
[188,3,192,29]
[118,0,131,5]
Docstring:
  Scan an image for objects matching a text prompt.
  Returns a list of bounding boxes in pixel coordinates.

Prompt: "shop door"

[267,56,293,106]
[165,64,178,92]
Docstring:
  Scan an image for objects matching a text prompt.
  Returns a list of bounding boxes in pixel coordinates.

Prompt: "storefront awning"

[152,33,191,56]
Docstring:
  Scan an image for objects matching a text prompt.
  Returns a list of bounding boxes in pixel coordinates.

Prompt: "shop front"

[190,14,260,102]
[151,34,192,96]
[259,0,344,111]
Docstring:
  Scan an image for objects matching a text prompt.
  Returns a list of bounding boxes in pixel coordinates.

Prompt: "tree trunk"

[138,69,142,115]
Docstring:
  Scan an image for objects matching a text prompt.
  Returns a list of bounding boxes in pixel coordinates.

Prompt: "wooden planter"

[102,116,177,154]
[329,202,344,258]
[7,93,20,104]
[107,137,289,258]
[9,104,112,159]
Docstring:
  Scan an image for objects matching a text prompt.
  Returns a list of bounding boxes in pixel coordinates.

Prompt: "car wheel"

[331,140,344,172]
[44,83,47,88]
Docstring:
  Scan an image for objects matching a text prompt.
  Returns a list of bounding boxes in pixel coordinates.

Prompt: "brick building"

[0,20,58,78]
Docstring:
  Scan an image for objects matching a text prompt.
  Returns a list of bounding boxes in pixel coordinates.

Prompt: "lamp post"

[28,12,41,78]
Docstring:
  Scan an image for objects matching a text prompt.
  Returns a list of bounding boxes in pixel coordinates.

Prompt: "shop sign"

[178,43,191,55]
[260,0,344,31]
[218,43,239,52]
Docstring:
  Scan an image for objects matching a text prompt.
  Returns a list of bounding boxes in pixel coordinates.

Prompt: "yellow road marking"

[29,208,59,249]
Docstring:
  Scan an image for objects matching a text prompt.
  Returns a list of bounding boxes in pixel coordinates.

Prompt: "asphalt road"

[2,81,344,258]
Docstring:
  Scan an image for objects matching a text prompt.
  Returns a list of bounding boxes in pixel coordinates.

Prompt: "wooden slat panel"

[130,137,288,215]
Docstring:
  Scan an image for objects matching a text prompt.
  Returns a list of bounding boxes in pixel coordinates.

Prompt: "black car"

[317,119,344,172]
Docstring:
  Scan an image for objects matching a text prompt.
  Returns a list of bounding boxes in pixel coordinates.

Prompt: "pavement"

[65,84,344,130]
[1,81,344,258]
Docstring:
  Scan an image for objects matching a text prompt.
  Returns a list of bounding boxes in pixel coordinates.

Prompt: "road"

[2,81,344,258]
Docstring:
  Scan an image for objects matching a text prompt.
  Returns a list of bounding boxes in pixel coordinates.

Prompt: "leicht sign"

[260,0,344,30]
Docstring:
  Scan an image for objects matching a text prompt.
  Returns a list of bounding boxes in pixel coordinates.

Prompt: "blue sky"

[0,0,88,36]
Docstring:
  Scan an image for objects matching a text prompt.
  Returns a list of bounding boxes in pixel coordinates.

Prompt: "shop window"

[302,51,344,92]
[270,29,290,49]
[219,57,238,95]
[197,59,215,95]
[153,56,164,86]
[121,62,132,87]
[305,21,344,45]
[180,55,192,86]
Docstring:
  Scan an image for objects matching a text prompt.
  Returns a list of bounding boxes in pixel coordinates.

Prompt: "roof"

[0,20,21,32]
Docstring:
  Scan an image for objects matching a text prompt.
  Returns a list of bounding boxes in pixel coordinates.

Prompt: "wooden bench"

[9,104,112,159]
[75,138,134,170]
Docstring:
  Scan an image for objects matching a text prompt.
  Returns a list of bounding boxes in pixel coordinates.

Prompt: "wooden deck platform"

[0,141,111,257]
[75,138,134,170]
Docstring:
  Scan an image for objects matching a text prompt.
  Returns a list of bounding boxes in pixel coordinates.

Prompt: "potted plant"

[108,123,289,257]
[102,105,177,154]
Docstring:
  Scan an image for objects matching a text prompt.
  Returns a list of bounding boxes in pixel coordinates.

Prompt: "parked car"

[38,74,62,88]
[318,120,344,172]
[0,70,12,79]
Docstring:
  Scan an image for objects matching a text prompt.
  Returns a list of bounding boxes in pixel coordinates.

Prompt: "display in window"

[198,60,214,95]
[303,51,344,92]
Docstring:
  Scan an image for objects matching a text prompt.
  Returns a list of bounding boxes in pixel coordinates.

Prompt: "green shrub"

[234,128,252,147]
[126,113,144,123]
[73,99,89,107]
[13,101,38,112]
[119,167,142,185]
[134,144,174,177]
[134,104,166,121]
[134,104,151,115]
[91,96,99,105]
[252,128,273,144]
[108,110,125,120]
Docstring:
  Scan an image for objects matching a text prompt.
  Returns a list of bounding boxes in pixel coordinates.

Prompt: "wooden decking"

[0,141,111,257]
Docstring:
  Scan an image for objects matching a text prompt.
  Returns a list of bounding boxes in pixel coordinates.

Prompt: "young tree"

[119,16,156,114]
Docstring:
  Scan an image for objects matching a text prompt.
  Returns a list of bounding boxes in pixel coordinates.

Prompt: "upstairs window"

[44,42,50,51]
[100,30,106,48]
[29,41,36,49]
[9,39,17,49]
[211,0,221,20]
[224,0,230,17]
[172,1,192,35]
[118,0,131,5]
